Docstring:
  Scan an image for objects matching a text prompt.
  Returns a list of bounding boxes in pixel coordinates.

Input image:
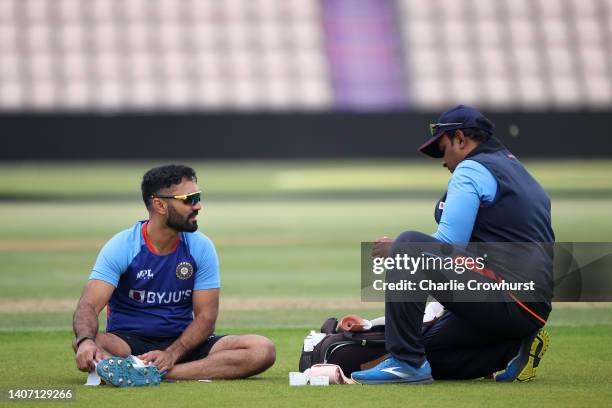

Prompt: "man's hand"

[372,236,394,258]
[138,350,178,373]
[75,339,103,372]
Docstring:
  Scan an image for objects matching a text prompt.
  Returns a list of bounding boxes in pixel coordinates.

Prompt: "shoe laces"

[378,356,401,369]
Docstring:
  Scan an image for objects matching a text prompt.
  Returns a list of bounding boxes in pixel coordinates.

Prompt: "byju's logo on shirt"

[128,289,193,304]
[136,269,154,280]
[128,289,146,303]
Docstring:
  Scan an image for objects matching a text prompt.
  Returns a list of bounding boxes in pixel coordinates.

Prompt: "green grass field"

[1,160,611,407]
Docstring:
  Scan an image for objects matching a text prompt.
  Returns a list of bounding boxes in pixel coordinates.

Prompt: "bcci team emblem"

[176,262,194,280]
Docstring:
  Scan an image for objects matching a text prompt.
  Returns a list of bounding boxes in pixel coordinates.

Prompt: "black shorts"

[109,331,225,363]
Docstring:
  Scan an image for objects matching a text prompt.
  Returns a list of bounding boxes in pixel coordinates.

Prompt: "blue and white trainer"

[351,356,434,385]
[96,355,163,387]
[494,329,550,382]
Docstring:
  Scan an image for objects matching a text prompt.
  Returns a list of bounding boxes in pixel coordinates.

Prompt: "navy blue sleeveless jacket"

[442,137,554,243]
[435,137,555,316]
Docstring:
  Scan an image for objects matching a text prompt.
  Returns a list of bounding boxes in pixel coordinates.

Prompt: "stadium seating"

[398,0,612,110]
[0,0,609,111]
[0,0,331,110]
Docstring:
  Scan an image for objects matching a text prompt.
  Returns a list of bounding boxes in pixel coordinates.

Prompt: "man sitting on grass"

[72,164,275,386]
[352,105,553,385]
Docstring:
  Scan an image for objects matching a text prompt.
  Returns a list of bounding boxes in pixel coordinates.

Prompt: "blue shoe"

[494,329,550,382]
[351,356,434,384]
[96,355,163,387]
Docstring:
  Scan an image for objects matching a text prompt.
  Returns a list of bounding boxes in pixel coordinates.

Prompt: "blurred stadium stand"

[399,0,612,110]
[1,0,610,112]
[0,0,331,111]
[0,0,611,159]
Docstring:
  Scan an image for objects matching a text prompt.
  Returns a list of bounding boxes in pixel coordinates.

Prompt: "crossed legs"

[72,333,275,379]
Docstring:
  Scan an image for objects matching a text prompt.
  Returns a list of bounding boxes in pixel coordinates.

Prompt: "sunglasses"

[429,122,463,136]
[152,190,202,205]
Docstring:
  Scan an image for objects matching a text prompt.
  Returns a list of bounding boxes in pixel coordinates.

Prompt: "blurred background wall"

[1,0,611,159]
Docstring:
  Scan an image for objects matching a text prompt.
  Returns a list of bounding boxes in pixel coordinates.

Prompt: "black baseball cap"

[418,104,494,158]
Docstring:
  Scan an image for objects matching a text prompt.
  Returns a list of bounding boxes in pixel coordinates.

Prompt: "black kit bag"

[298,317,388,376]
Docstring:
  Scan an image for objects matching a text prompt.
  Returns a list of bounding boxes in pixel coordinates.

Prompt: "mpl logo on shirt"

[136,269,154,280]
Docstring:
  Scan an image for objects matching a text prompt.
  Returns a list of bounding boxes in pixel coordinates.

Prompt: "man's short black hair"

[141,164,197,209]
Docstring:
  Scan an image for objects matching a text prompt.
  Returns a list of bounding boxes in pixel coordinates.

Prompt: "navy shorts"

[109,331,225,363]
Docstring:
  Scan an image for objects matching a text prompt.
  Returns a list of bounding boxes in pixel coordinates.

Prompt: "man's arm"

[432,160,497,244]
[139,288,219,372]
[73,279,115,371]
[371,161,498,257]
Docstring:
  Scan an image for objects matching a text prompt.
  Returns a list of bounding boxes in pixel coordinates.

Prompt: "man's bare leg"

[165,335,276,380]
[72,333,132,359]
